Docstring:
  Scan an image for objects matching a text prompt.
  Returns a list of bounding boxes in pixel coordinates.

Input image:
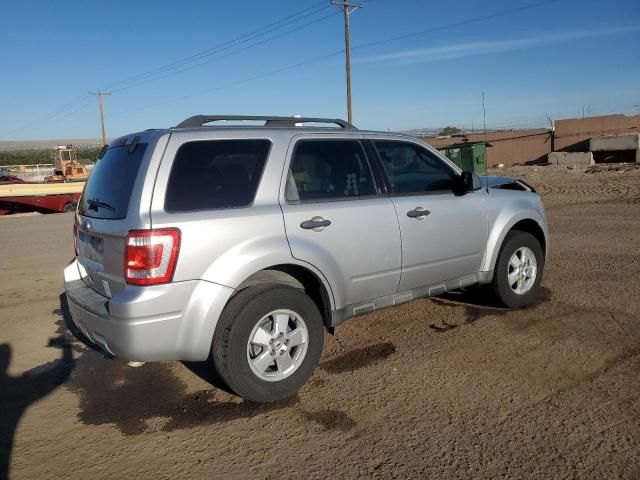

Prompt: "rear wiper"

[87,198,116,212]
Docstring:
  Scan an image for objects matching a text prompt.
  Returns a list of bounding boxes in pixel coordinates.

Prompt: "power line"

[109,10,339,94]
[7,1,332,137]
[6,96,94,137]
[14,0,558,136]
[104,1,332,92]
[110,0,557,120]
[108,51,345,119]
[350,0,558,52]
[5,93,89,136]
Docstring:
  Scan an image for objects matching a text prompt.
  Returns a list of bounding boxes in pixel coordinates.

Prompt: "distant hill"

[0,139,103,151]
[399,128,442,138]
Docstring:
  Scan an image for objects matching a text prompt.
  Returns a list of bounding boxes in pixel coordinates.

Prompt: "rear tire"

[491,230,544,308]
[211,284,324,403]
[62,203,76,213]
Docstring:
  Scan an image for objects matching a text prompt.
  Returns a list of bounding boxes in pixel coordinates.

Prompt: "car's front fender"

[482,194,549,273]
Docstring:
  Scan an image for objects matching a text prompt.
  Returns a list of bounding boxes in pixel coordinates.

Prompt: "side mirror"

[460,171,482,193]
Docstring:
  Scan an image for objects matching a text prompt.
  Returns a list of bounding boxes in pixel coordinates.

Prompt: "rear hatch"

[76,139,150,297]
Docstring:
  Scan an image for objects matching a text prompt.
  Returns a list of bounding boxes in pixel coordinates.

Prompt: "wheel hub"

[508,246,537,295]
[247,309,309,382]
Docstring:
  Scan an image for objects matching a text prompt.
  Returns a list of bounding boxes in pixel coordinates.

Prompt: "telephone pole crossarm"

[331,1,364,13]
[331,1,364,124]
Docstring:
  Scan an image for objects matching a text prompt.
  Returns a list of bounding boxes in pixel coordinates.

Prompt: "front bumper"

[63,259,234,361]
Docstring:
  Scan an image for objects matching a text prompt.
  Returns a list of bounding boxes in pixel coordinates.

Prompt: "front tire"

[212,284,324,403]
[491,230,544,308]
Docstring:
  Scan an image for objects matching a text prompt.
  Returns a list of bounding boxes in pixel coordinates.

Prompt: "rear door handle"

[300,216,331,230]
[407,207,430,219]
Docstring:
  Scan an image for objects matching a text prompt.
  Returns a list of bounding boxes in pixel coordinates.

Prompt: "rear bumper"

[63,259,234,361]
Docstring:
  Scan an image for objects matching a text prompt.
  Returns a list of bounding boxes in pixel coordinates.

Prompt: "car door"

[371,139,487,292]
[280,137,402,309]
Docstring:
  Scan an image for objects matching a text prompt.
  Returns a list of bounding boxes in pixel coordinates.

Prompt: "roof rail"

[175,115,356,130]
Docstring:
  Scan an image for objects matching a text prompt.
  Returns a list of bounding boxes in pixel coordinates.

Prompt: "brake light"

[125,229,180,285]
[73,223,79,256]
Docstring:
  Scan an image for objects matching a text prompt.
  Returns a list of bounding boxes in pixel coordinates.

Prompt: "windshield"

[78,143,147,219]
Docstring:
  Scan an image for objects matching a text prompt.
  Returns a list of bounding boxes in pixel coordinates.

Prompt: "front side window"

[165,139,270,212]
[375,141,456,194]
[286,140,376,203]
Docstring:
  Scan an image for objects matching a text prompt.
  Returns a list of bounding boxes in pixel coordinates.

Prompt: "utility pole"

[482,91,487,142]
[332,1,363,124]
[89,91,111,146]
[546,114,555,152]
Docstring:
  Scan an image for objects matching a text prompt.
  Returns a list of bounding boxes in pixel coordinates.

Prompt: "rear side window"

[286,140,376,203]
[78,144,147,219]
[165,139,271,213]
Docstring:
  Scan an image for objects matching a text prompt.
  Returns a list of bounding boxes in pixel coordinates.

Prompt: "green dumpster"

[441,142,488,173]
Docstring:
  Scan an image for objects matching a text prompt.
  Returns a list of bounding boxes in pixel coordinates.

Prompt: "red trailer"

[0,175,81,215]
[0,193,80,215]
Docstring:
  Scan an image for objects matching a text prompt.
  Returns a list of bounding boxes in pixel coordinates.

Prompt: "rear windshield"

[78,144,147,219]
[165,139,271,213]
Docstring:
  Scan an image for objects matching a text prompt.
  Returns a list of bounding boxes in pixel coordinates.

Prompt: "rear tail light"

[125,228,180,285]
[73,223,79,256]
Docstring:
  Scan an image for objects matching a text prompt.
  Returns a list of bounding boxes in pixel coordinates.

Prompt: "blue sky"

[1,0,639,140]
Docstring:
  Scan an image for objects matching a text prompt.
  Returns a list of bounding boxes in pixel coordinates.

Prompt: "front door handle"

[300,216,331,231]
[407,207,430,219]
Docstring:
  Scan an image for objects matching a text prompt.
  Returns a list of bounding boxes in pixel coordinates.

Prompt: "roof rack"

[175,115,356,130]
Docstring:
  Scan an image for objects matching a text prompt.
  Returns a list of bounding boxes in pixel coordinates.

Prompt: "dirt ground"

[1,164,639,479]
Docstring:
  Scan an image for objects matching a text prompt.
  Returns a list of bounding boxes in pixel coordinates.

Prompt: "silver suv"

[64,115,548,402]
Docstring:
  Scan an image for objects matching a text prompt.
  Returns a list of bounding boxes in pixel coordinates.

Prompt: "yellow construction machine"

[45,145,89,183]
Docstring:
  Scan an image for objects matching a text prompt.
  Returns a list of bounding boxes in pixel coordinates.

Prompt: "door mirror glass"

[459,171,482,193]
